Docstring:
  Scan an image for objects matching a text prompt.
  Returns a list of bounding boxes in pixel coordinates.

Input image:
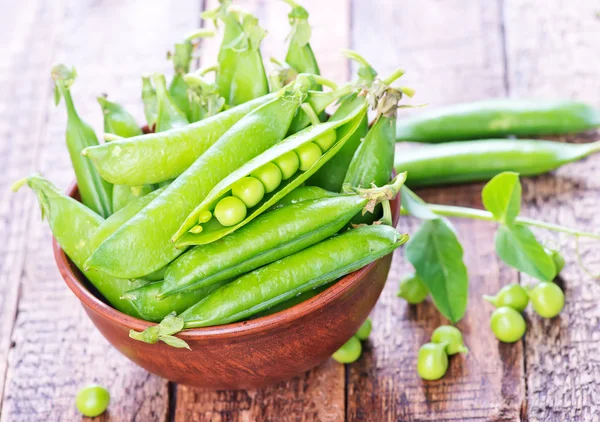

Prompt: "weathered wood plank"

[348,0,525,420]
[504,1,600,420]
[1,0,201,420]
[174,1,349,421]
[0,0,63,411]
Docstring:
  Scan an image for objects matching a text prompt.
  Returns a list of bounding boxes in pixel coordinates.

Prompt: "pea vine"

[401,171,600,323]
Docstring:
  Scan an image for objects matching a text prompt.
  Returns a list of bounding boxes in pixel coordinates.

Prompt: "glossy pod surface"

[396,99,600,142]
[162,195,369,298]
[395,139,600,187]
[55,183,401,388]
[83,94,275,185]
[179,225,408,327]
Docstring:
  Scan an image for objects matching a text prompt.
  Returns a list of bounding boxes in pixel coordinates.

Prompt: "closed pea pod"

[131,225,409,346]
[85,76,314,279]
[282,0,320,78]
[173,93,368,246]
[204,2,269,106]
[395,139,600,187]
[153,73,189,133]
[141,74,158,128]
[395,98,600,143]
[167,29,214,120]
[52,65,113,217]
[83,93,275,186]
[160,176,405,298]
[98,95,155,213]
[184,71,225,122]
[11,175,143,317]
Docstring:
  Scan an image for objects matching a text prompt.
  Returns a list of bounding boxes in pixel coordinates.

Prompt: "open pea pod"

[173,99,368,246]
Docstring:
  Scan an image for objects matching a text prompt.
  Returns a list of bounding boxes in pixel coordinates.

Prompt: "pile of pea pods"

[12,0,600,372]
[14,1,415,348]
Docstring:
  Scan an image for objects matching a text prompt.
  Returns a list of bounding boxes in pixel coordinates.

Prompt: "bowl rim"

[55,182,400,341]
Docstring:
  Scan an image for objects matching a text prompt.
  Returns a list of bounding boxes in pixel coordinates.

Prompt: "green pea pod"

[396,99,600,142]
[206,2,269,105]
[162,178,404,298]
[121,278,229,322]
[141,74,158,128]
[395,139,600,187]
[253,283,331,319]
[184,72,225,122]
[153,73,189,133]
[178,225,408,328]
[85,77,313,279]
[52,65,113,217]
[83,93,275,185]
[12,175,142,317]
[97,95,143,138]
[307,94,370,191]
[282,0,320,77]
[167,29,214,120]
[173,96,368,246]
[97,95,155,212]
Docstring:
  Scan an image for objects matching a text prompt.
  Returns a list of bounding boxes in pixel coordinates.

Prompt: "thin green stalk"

[401,204,600,240]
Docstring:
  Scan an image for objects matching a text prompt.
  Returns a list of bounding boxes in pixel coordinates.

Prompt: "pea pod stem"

[400,203,600,240]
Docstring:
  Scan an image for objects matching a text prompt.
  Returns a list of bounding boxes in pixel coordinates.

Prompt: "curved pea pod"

[97,95,143,138]
[395,139,600,187]
[153,73,188,133]
[141,74,158,128]
[253,283,331,319]
[162,194,380,298]
[12,175,143,317]
[282,0,320,77]
[396,99,600,143]
[307,93,370,191]
[173,96,368,246]
[52,65,113,217]
[83,93,275,185]
[84,77,313,279]
[167,29,214,120]
[206,3,269,106]
[179,225,409,328]
[121,278,229,322]
[98,95,155,212]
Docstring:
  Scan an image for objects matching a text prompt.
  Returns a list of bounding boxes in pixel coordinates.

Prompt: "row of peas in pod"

[14,0,415,354]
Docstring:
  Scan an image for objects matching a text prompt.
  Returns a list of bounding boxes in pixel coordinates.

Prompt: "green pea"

[417,342,449,381]
[355,318,372,341]
[231,176,265,208]
[252,163,282,193]
[273,151,300,179]
[332,336,362,364]
[295,142,323,171]
[545,248,565,275]
[529,282,565,318]
[397,272,429,304]
[314,130,337,152]
[214,196,247,227]
[490,307,526,343]
[483,283,529,312]
[75,384,110,417]
[431,325,468,355]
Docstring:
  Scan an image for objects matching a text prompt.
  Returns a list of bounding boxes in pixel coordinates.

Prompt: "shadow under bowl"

[54,184,400,389]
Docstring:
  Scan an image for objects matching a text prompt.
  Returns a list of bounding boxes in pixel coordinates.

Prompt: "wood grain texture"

[349,0,525,420]
[0,0,200,420]
[504,1,600,420]
[174,1,349,420]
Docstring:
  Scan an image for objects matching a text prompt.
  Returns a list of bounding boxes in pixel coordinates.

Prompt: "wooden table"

[1,0,599,420]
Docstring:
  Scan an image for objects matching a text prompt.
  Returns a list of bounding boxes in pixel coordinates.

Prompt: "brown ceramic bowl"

[54,184,401,389]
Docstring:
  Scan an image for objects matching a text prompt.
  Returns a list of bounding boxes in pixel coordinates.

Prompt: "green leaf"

[405,218,468,322]
[482,172,521,225]
[129,326,160,344]
[495,223,556,281]
[400,186,437,220]
[160,335,191,350]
